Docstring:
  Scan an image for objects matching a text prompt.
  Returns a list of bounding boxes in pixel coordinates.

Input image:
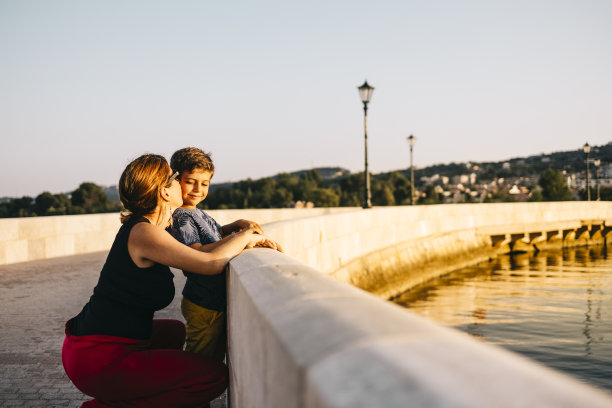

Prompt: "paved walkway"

[0,252,227,407]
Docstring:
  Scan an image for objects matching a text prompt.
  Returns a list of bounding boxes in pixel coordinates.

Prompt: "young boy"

[169,147,264,361]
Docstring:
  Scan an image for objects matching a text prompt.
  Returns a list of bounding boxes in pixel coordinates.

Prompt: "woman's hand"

[244,230,284,252]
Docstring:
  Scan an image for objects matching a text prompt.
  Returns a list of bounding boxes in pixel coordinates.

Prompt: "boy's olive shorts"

[181,297,227,362]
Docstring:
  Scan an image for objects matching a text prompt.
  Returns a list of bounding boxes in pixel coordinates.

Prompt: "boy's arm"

[221,219,263,237]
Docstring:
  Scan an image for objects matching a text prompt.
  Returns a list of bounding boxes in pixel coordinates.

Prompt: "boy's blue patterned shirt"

[169,207,225,311]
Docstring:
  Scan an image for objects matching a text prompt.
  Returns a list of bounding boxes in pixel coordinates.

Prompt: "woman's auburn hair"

[119,154,170,223]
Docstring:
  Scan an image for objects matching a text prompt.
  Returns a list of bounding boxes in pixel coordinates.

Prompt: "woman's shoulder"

[123,215,151,228]
[129,218,157,238]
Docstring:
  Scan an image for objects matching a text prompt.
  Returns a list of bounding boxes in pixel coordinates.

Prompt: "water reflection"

[393,245,612,392]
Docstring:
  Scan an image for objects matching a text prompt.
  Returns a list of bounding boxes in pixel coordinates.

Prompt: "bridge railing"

[228,249,612,408]
[225,202,612,407]
[0,207,357,265]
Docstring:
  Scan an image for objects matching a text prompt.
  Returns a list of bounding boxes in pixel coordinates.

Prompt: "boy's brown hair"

[170,147,215,176]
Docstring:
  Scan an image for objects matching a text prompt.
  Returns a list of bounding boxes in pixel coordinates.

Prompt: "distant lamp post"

[407,135,416,205]
[583,142,591,201]
[358,80,374,209]
[594,159,601,201]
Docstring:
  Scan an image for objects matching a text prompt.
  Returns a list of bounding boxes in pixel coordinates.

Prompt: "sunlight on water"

[393,245,612,392]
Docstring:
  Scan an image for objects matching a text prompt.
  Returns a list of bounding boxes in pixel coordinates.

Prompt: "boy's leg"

[181,297,227,361]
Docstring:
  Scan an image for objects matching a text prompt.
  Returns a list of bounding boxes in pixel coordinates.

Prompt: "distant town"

[1,142,610,217]
[405,142,612,204]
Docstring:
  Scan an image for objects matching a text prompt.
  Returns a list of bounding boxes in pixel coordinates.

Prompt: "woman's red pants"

[62,319,227,407]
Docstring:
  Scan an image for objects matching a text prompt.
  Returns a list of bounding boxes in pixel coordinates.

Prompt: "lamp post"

[583,143,591,201]
[594,159,601,201]
[358,80,374,209]
[407,135,416,205]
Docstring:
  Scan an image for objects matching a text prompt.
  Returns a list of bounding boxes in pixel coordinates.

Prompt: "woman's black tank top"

[69,216,175,339]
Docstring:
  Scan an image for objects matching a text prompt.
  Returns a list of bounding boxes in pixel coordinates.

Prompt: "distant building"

[509,185,521,195]
[421,174,440,185]
[452,174,471,185]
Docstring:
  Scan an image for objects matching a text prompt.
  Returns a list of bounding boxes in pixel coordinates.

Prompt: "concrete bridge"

[2,202,612,407]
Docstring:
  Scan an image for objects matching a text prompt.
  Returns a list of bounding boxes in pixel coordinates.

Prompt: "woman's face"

[165,171,184,208]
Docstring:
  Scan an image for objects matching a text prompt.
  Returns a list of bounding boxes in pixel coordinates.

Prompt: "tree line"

[202,167,610,208]
[0,183,121,218]
[1,168,609,218]
[202,170,413,209]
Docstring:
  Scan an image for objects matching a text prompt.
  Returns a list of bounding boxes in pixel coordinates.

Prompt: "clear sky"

[1,0,611,197]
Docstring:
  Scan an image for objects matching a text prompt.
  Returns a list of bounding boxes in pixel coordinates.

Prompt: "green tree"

[305,188,340,207]
[34,192,72,215]
[71,182,121,213]
[250,177,277,208]
[538,169,572,201]
[270,188,293,208]
[528,188,544,202]
[599,187,612,201]
[0,196,35,217]
[483,190,515,203]
[420,185,442,204]
[387,172,411,204]
[338,173,363,206]
[372,182,395,206]
[295,170,322,202]
[34,192,56,215]
[339,190,360,207]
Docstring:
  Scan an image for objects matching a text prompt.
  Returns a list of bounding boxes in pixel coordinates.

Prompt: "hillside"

[1,143,609,217]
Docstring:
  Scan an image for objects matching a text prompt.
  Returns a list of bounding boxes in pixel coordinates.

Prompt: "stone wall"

[261,202,612,298]
[0,207,357,265]
[227,201,612,407]
[228,249,612,408]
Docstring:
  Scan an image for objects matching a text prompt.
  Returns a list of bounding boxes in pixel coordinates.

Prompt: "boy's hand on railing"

[223,219,263,236]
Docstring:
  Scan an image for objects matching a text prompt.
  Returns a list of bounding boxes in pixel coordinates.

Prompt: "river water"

[392,244,612,392]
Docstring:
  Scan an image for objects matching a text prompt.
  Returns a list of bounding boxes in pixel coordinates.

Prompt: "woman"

[62,154,280,408]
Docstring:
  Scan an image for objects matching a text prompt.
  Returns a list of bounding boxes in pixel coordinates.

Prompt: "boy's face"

[178,169,213,209]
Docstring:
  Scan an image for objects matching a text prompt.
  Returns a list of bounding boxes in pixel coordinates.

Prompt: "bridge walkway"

[0,252,226,407]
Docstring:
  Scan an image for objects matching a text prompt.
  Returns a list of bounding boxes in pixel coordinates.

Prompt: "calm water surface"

[393,245,612,392]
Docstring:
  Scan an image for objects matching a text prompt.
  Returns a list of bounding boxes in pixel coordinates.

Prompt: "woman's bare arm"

[189,231,282,253]
[128,222,269,275]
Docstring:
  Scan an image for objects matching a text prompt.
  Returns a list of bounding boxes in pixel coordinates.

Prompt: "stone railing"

[0,207,357,265]
[227,202,612,407]
[228,249,612,408]
[261,202,612,299]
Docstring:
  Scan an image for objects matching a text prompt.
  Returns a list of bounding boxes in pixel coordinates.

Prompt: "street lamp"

[594,159,601,201]
[583,142,591,201]
[358,80,374,209]
[407,135,416,205]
